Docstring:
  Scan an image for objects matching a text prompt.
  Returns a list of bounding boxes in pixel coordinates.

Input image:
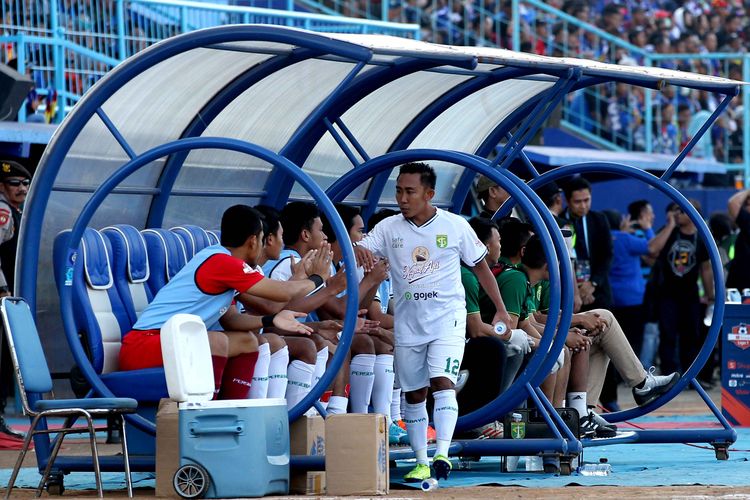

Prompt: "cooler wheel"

[173,463,210,499]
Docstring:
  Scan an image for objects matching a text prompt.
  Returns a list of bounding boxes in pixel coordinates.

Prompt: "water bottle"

[493,322,507,337]
[420,478,439,491]
[504,455,520,472]
[727,288,742,303]
[577,463,612,476]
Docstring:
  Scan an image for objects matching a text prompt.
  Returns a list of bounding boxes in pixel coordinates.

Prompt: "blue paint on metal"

[95,108,136,159]
[260,55,477,208]
[19,25,374,310]
[334,117,371,162]
[147,48,325,228]
[524,162,726,426]
[661,90,738,181]
[58,137,360,434]
[323,117,362,168]
[325,149,573,431]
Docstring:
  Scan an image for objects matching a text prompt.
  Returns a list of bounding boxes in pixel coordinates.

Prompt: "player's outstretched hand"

[354,245,376,272]
[274,310,313,335]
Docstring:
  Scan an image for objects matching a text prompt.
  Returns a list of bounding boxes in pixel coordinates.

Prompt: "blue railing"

[1,0,419,123]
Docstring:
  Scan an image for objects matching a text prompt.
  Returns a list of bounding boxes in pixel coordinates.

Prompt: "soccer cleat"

[426,425,437,443]
[580,410,617,438]
[632,367,680,406]
[432,454,452,480]
[396,419,407,431]
[388,422,408,445]
[403,463,431,482]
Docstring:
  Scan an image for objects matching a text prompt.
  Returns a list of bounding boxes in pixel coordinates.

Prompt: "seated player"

[119,205,319,400]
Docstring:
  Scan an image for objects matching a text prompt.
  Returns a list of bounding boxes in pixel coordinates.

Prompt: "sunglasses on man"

[4,179,30,187]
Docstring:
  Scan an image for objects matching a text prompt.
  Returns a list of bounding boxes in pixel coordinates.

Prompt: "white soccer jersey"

[358,208,487,346]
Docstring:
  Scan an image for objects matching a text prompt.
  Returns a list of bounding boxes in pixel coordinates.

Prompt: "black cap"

[0,161,30,181]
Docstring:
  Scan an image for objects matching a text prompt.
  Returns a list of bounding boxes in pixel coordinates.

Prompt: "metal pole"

[645,55,653,153]
[116,0,126,60]
[512,0,520,51]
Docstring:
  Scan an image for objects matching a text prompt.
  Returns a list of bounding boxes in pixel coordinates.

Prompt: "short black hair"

[498,217,533,258]
[255,204,281,244]
[468,217,498,245]
[368,208,399,231]
[563,176,591,199]
[322,203,361,243]
[535,182,562,209]
[521,234,546,270]
[627,200,650,220]
[398,162,436,190]
[280,201,320,246]
[221,204,264,247]
[602,209,622,230]
[709,211,734,242]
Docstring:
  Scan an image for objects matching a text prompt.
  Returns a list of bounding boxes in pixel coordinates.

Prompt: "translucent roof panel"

[201,58,359,152]
[410,79,556,154]
[297,70,473,200]
[162,195,262,230]
[174,149,275,194]
[378,160,467,207]
[100,48,274,155]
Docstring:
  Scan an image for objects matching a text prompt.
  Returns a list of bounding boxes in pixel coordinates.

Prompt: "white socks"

[404,400,429,465]
[372,354,395,424]
[248,343,271,399]
[349,354,376,413]
[326,395,348,415]
[313,347,329,387]
[285,360,315,409]
[391,388,402,423]
[432,389,458,458]
[267,346,289,399]
[567,392,587,419]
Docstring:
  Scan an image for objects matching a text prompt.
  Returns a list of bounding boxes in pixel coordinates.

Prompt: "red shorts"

[119,329,163,370]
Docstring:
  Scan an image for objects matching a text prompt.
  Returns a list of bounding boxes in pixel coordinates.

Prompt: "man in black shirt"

[727,188,750,289]
[651,200,714,375]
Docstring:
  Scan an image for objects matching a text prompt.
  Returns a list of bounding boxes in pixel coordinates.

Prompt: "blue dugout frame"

[325,149,575,440]
[54,137,361,439]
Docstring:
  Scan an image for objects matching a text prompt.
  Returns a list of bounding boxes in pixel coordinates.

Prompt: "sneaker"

[403,463,431,482]
[388,422,407,445]
[0,417,25,440]
[432,454,452,480]
[632,367,680,406]
[580,410,617,438]
[426,425,437,443]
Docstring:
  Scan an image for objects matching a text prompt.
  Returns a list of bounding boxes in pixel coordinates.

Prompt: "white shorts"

[394,335,466,392]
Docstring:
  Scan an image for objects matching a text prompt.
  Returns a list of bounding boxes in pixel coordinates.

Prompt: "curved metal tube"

[59,137,360,433]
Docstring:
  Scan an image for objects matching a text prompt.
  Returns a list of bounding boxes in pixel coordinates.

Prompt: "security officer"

[0,160,30,439]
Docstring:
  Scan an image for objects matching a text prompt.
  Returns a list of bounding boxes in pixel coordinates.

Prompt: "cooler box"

[160,314,290,498]
[178,399,290,498]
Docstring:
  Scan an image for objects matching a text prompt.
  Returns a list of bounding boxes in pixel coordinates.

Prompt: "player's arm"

[367,300,394,329]
[246,276,323,303]
[701,260,715,303]
[472,259,512,331]
[238,269,347,315]
[219,304,313,335]
[466,311,511,340]
[728,189,750,220]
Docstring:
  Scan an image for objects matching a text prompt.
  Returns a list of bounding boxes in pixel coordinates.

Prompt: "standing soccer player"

[354,163,511,482]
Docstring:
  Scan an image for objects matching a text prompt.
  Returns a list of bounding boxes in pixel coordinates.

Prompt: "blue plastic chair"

[0,297,138,498]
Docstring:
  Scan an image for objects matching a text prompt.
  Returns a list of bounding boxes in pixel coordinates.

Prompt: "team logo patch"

[0,208,9,226]
[436,234,448,248]
[412,246,430,262]
[728,323,750,350]
[510,420,526,439]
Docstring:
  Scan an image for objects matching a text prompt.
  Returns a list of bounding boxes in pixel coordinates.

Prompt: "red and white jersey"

[358,208,487,346]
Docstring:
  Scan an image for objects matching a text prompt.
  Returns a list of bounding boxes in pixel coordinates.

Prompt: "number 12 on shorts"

[444,357,459,376]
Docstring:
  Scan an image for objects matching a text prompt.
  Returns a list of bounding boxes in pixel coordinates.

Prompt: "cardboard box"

[325,414,389,496]
[291,471,326,495]
[290,415,326,456]
[155,399,179,498]
[289,415,326,493]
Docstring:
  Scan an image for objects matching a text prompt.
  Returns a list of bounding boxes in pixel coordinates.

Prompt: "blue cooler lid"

[178,398,287,410]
